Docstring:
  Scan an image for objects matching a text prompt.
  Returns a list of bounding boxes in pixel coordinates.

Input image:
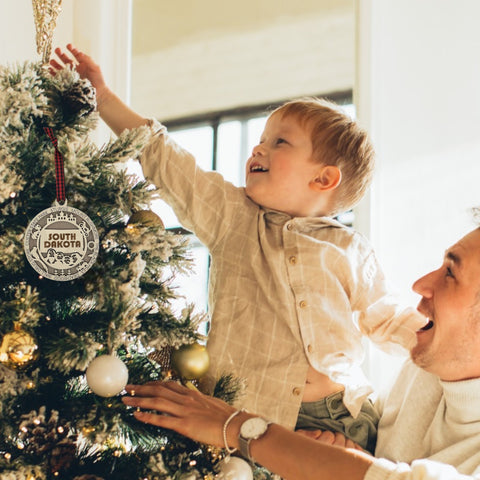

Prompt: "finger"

[49,59,63,71]
[125,381,190,400]
[66,43,88,64]
[133,409,179,428]
[317,430,336,444]
[344,438,359,449]
[295,429,322,440]
[332,432,349,447]
[122,395,180,416]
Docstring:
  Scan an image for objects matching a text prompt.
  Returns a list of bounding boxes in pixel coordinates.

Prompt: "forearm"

[227,412,373,480]
[96,86,149,136]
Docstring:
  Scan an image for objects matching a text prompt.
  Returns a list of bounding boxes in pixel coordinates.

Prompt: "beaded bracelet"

[222,409,245,454]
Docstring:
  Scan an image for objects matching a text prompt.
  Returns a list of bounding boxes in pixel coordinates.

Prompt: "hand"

[296,429,365,451]
[50,44,108,101]
[122,381,238,448]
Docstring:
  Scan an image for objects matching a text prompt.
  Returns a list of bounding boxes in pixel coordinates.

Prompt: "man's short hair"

[271,97,375,215]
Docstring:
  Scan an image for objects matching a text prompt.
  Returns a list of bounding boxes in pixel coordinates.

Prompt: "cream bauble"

[86,355,128,397]
[218,457,253,480]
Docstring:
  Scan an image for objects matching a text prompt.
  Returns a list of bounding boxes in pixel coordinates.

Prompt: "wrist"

[95,85,115,111]
[224,410,253,450]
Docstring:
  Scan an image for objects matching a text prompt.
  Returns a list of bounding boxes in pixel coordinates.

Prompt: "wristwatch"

[238,417,272,463]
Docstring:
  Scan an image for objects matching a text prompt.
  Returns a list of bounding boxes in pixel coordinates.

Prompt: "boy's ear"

[310,165,342,192]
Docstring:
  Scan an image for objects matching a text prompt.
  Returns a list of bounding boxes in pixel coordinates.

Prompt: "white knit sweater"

[365,360,480,480]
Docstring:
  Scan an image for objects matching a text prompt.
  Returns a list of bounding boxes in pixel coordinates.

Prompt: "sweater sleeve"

[365,458,479,480]
[139,120,249,251]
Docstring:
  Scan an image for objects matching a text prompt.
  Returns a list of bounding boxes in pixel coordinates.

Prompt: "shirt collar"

[261,207,347,230]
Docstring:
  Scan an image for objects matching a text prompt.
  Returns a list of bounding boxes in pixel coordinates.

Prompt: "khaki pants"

[295,391,379,454]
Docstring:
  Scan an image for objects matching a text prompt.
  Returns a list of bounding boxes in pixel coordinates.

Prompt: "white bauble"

[86,355,128,397]
[218,457,253,480]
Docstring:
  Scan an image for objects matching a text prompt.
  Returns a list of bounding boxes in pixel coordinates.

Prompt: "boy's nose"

[252,144,265,156]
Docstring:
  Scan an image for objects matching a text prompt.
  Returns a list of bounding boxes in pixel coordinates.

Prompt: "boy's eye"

[276,138,287,145]
[446,266,455,278]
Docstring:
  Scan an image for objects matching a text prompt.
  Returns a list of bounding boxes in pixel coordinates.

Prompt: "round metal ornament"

[24,202,99,281]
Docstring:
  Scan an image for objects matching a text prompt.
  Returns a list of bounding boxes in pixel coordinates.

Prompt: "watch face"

[240,417,269,439]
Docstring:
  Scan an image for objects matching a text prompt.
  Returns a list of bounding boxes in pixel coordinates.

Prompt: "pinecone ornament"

[18,407,77,474]
[61,78,97,119]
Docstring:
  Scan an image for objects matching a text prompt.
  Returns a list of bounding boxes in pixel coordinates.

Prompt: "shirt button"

[299,300,307,308]
[289,256,297,265]
[307,344,313,353]
[292,387,302,396]
[286,223,293,231]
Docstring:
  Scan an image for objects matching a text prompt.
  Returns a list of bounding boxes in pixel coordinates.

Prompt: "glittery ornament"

[0,324,39,370]
[128,210,165,229]
[171,342,210,381]
[31,0,63,64]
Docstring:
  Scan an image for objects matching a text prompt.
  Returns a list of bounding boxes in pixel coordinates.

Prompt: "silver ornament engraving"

[24,204,99,281]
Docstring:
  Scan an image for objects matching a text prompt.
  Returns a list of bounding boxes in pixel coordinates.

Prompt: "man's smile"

[249,162,268,173]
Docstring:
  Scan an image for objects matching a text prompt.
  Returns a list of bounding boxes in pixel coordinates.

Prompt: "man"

[123,225,480,480]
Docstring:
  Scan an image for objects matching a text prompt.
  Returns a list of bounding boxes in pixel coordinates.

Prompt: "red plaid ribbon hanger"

[43,127,66,204]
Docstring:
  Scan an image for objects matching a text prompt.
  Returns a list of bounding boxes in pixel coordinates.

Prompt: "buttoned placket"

[283,220,312,399]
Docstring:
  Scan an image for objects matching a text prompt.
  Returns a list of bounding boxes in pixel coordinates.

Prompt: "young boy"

[51,45,426,453]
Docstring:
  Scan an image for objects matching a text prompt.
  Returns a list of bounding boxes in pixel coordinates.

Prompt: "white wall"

[130,2,355,119]
[356,0,480,385]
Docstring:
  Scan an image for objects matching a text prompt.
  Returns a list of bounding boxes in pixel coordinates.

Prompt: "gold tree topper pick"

[31,0,63,64]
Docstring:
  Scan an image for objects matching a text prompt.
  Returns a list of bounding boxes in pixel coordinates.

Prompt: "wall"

[357,0,480,385]
[130,0,355,119]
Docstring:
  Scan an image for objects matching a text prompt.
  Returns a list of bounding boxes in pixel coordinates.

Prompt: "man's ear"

[310,165,342,192]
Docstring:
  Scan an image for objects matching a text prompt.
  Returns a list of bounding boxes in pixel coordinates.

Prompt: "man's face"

[411,228,480,380]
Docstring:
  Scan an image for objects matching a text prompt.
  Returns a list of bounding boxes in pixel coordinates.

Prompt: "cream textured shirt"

[140,123,425,429]
[366,360,480,480]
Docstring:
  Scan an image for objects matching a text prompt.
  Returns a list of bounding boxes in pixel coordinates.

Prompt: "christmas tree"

[0,52,253,480]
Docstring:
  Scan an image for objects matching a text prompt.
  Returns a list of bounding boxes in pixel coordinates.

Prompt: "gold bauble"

[170,343,210,380]
[127,210,164,229]
[0,325,39,370]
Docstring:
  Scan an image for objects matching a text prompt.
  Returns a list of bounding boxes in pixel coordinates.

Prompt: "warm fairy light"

[114,449,122,457]
[57,426,64,433]
[20,426,28,433]
[54,472,59,477]
[4,452,11,460]
[33,418,41,425]
[9,192,16,198]
[17,442,24,449]
[189,460,197,466]
[26,381,35,389]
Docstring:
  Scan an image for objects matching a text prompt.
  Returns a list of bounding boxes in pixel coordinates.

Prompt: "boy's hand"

[50,44,108,102]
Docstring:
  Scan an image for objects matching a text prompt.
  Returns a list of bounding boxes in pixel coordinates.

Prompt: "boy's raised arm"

[50,44,149,136]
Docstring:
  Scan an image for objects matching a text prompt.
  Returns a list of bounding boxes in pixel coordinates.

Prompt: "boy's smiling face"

[245,113,324,217]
